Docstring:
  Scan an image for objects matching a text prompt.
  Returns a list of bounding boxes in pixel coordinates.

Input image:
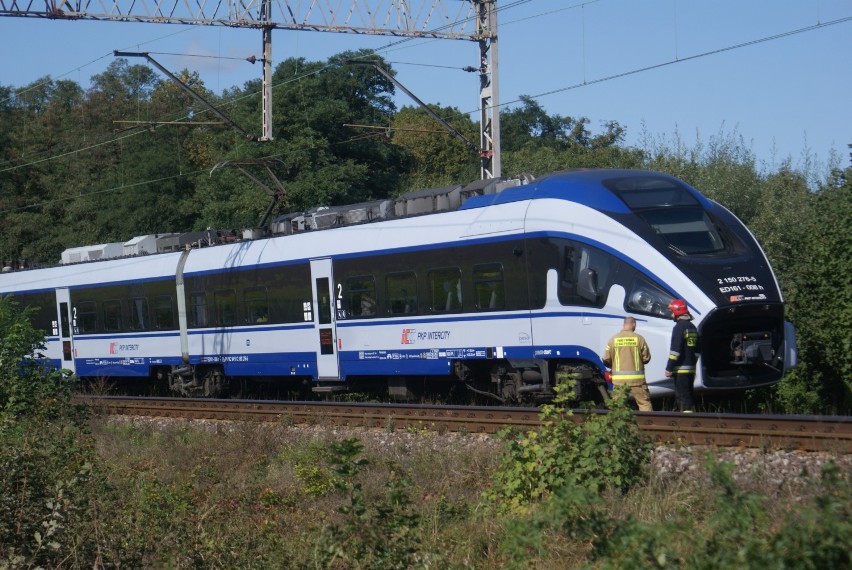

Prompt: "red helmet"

[668,299,689,317]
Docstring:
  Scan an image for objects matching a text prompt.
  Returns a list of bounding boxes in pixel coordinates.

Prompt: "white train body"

[0,169,797,400]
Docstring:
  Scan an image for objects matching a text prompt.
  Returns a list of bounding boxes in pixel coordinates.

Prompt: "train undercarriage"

[147,358,608,405]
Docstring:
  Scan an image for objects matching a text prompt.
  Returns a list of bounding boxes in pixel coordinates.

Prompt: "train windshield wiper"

[668,244,687,256]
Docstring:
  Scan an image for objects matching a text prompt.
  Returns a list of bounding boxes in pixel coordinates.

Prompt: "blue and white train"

[0,169,797,402]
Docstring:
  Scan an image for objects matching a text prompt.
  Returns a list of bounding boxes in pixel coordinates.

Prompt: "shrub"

[0,295,117,567]
[483,380,653,512]
[284,440,340,497]
[0,296,80,422]
[316,437,434,569]
[590,458,851,569]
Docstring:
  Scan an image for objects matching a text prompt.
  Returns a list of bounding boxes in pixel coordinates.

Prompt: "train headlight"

[631,291,655,311]
[626,278,674,318]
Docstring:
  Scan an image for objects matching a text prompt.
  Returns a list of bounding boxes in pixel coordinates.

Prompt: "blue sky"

[1,0,850,175]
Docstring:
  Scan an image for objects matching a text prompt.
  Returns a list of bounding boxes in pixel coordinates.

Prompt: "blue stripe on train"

[74,351,318,378]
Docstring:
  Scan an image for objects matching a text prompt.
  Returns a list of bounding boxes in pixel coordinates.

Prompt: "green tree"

[778,166,852,412]
[642,127,763,223]
[502,96,627,151]
[0,77,89,263]
[390,104,479,190]
[209,50,410,225]
[63,61,202,245]
[500,95,642,175]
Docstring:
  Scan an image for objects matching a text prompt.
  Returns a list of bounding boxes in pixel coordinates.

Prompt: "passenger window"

[189,292,207,328]
[429,268,462,313]
[153,295,174,329]
[473,263,505,311]
[345,276,377,318]
[129,297,148,330]
[244,287,269,323]
[76,301,98,333]
[103,300,122,332]
[214,290,237,326]
[387,272,418,315]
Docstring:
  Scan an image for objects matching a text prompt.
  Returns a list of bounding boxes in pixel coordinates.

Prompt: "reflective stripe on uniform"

[613,337,642,371]
[612,373,646,381]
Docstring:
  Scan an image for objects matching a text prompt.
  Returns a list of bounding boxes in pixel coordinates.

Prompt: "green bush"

[284,440,340,497]
[0,296,120,567]
[591,458,851,569]
[497,455,850,570]
[0,417,103,567]
[483,381,653,512]
[316,437,435,569]
[0,296,80,422]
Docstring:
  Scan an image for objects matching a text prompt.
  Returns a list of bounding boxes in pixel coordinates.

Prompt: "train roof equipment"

[42,169,717,269]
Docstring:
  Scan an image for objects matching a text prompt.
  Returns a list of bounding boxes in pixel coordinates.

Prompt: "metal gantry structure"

[0,0,502,178]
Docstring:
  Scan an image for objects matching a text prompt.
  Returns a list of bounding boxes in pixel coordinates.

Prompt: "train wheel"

[201,367,226,398]
[556,362,608,406]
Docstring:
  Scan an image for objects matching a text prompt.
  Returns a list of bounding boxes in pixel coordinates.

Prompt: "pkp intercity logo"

[108,342,140,354]
[401,328,417,344]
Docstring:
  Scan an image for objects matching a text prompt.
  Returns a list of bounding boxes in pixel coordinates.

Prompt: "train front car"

[524,169,795,397]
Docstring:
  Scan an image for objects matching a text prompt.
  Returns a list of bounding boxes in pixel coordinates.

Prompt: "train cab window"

[605,175,725,255]
[129,298,148,330]
[387,272,418,315]
[638,207,724,255]
[76,301,97,333]
[244,287,269,323]
[214,290,237,326]
[153,295,174,329]
[429,268,462,313]
[473,263,505,311]
[345,276,377,318]
[102,300,123,332]
[189,292,208,328]
[558,243,615,307]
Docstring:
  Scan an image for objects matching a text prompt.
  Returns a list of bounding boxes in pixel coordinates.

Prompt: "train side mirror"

[578,268,599,303]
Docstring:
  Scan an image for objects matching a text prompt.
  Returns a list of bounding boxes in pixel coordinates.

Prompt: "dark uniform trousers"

[667,317,699,412]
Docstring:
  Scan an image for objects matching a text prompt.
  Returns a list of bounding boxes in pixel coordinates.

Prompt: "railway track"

[79,396,852,454]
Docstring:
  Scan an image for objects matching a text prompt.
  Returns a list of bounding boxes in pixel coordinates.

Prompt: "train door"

[309,258,340,379]
[54,288,76,374]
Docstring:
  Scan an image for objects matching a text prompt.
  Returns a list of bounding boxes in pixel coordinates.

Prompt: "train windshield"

[637,207,724,255]
[605,176,725,255]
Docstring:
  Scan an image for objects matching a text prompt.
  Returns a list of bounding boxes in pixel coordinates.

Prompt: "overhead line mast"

[1,0,502,178]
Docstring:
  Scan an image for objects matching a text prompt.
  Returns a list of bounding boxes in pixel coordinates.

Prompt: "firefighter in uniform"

[665,299,700,412]
[602,316,652,412]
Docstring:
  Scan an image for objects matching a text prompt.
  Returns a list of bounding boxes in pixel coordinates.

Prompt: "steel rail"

[78,397,852,453]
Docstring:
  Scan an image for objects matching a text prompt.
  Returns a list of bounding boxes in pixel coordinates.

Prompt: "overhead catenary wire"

[0,24,197,106]
[1,5,849,204]
[500,14,852,110]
